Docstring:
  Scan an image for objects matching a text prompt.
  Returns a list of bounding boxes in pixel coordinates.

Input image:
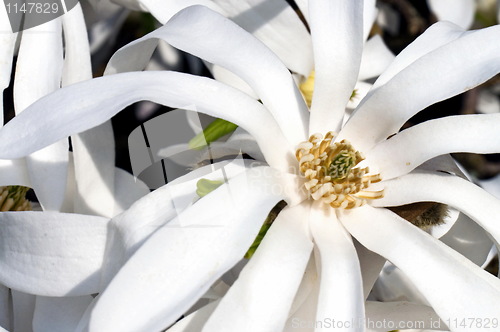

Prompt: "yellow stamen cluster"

[0,186,32,211]
[296,132,384,209]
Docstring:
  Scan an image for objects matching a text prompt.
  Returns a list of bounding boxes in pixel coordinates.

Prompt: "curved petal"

[341,24,500,152]
[106,5,309,145]
[62,3,117,217]
[309,0,364,134]
[100,159,257,287]
[33,296,93,332]
[14,19,68,211]
[203,203,313,332]
[342,205,500,327]
[88,168,289,332]
[212,0,313,77]
[358,35,394,81]
[0,159,30,187]
[372,171,500,245]
[428,0,475,29]
[310,202,365,331]
[366,114,500,179]
[0,71,293,171]
[139,0,224,24]
[0,212,109,296]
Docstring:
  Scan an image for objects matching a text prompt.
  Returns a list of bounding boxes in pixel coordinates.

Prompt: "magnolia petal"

[100,159,255,287]
[342,205,500,326]
[358,35,394,81]
[112,167,150,215]
[106,5,309,145]
[0,71,293,171]
[288,254,316,318]
[363,0,377,41]
[341,24,500,151]
[212,0,313,77]
[354,239,386,299]
[33,296,93,332]
[203,204,313,332]
[139,0,224,24]
[206,63,257,98]
[0,159,30,187]
[14,19,68,211]
[480,173,500,199]
[166,300,219,332]
[12,291,35,332]
[283,282,319,332]
[0,283,10,330]
[428,0,475,29]
[367,114,500,179]
[372,171,500,246]
[310,203,365,331]
[365,301,442,331]
[62,3,118,217]
[440,213,493,267]
[0,212,109,296]
[89,168,288,332]
[309,0,364,134]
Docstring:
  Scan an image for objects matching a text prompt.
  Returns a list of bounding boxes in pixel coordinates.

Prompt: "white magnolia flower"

[2,3,500,332]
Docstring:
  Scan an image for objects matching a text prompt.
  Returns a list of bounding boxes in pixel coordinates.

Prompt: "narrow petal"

[62,3,118,217]
[100,159,257,287]
[310,202,365,331]
[0,212,109,296]
[89,168,289,332]
[212,0,314,77]
[365,114,500,179]
[309,0,364,134]
[12,291,35,332]
[342,205,500,326]
[341,24,500,151]
[14,20,68,211]
[33,296,93,332]
[203,204,313,332]
[0,71,293,171]
[106,5,309,145]
[358,35,394,81]
[354,239,386,299]
[428,0,475,29]
[372,170,500,246]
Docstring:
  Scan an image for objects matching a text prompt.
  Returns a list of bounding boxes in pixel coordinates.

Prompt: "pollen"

[295,132,383,209]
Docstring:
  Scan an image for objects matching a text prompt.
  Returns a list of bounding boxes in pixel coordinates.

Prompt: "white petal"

[112,167,150,215]
[0,283,10,330]
[365,301,442,330]
[203,204,313,332]
[12,291,35,332]
[309,0,364,134]
[14,19,68,211]
[358,35,394,81]
[212,0,313,77]
[33,296,93,332]
[0,212,109,296]
[138,0,224,24]
[206,63,257,98]
[354,239,386,299]
[0,159,30,187]
[283,282,319,332]
[428,0,475,29]
[89,168,289,332]
[310,203,364,331]
[373,170,500,246]
[100,159,256,287]
[106,5,309,145]
[342,205,500,327]
[341,23,500,151]
[363,0,378,41]
[0,71,293,171]
[366,114,500,179]
[440,213,493,267]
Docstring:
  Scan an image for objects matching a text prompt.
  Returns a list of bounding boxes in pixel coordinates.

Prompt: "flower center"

[295,132,383,209]
[0,186,32,211]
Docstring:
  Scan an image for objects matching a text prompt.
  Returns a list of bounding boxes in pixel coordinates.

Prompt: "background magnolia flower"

[1,3,500,332]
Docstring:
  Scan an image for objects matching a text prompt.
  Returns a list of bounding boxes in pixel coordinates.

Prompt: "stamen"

[296,132,383,209]
[0,186,32,211]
